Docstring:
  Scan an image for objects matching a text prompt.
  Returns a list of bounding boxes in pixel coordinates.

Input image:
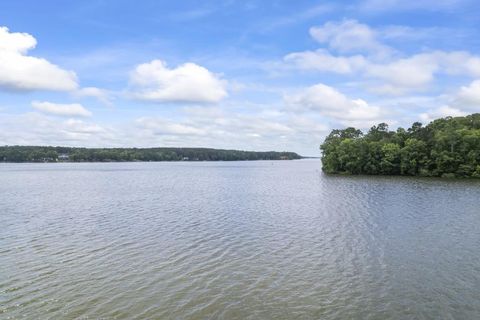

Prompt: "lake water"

[1,160,480,319]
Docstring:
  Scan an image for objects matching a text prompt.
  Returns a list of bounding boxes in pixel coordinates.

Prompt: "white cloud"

[221,116,295,137]
[135,117,207,136]
[0,27,36,53]
[31,101,92,117]
[456,80,480,106]
[285,83,387,127]
[419,105,468,123]
[283,19,480,96]
[366,51,480,94]
[284,49,367,74]
[413,79,480,123]
[366,54,439,94]
[436,51,480,77]
[0,113,113,146]
[289,116,329,134]
[285,33,480,95]
[0,26,78,91]
[129,59,227,103]
[309,19,393,56]
[63,119,106,134]
[445,79,480,114]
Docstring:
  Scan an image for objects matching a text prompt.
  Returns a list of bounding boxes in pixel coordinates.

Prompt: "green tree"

[320,113,480,178]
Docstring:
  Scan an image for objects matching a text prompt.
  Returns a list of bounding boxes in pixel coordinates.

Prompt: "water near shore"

[1,160,480,319]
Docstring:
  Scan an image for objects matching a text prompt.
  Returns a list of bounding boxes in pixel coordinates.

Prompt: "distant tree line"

[321,114,480,178]
[0,146,302,162]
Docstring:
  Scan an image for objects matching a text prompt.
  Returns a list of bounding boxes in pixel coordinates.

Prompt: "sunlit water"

[1,160,480,319]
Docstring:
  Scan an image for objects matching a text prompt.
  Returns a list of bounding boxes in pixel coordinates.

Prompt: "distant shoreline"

[0,146,303,163]
[0,159,308,164]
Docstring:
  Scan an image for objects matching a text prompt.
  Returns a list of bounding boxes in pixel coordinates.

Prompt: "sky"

[1,0,480,156]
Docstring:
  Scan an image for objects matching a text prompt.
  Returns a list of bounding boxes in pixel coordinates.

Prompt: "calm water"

[1,160,480,319]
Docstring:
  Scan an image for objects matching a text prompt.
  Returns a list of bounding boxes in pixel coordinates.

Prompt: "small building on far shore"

[58,153,70,161]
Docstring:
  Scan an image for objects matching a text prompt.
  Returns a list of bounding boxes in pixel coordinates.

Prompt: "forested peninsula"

[321,114,480,178]
[0,146,301,162]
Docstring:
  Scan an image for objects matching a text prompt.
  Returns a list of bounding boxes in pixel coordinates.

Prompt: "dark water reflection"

[1,160,480,319]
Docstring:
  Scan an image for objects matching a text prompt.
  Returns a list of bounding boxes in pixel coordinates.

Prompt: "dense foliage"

[321,114,480,178]
[0,146,301,162]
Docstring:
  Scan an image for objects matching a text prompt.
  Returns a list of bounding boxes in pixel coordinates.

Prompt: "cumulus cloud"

[419,105,468,123]
[284,20,480,95]
[437,51,480,77]
[0,26,78,91]
[31,101,92,117]
[402,79,480,124]
[366,54,439,94]
[366,51,480,94]
[0,113,113,147]
[285,83,387,127]
[445,79,480,114]
[286,50,478,95]
[309,19,393,57]
[129,59,227,103]
[456,80,480,105]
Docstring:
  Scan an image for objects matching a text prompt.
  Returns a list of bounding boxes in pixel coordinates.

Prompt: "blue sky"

[1,0,480,155]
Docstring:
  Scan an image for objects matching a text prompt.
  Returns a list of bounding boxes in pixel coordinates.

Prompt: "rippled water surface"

[1,160,480,319]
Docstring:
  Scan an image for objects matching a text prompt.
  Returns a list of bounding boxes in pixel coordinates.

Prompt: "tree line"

[321,113,480,178]
[0,146,301,162]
